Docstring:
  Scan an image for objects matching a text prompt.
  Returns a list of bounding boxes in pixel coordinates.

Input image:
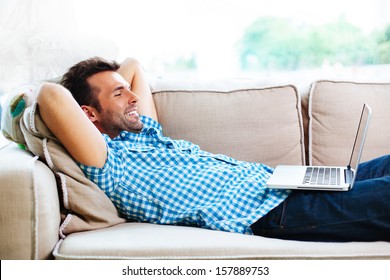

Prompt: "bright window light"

[77,0,390,79]
[0,0,390,84]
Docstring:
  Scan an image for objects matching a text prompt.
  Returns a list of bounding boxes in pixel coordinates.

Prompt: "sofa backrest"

[151,78,390,167]
[152,82,306,168]
[308,80,390,166]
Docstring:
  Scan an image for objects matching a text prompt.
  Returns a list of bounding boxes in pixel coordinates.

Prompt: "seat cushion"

[53,223,390,260]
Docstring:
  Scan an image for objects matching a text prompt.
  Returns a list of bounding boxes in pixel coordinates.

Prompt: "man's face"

[85,71,143,138]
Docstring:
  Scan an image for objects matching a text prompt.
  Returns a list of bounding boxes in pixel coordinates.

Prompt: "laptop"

[266,103,372,191]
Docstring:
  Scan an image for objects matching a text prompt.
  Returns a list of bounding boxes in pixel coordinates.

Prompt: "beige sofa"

[0,78,389,260]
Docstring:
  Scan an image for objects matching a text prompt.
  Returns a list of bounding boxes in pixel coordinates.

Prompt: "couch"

[0,77,389,260]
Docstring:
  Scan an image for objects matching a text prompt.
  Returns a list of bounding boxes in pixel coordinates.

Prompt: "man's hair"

[60,57,120,111]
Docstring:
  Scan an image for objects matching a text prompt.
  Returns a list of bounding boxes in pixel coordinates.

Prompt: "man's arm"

[117,58,158,122]
[36,83,107,168]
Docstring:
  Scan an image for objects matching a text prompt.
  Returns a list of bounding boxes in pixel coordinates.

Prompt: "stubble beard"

[99,110,144,138]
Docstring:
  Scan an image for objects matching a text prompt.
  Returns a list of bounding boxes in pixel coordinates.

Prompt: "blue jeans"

[251,155,390,241]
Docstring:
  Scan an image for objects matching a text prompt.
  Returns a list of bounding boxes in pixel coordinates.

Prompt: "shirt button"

[121,132,126,138]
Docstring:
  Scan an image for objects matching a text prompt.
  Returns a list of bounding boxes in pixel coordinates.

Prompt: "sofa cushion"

[152,86,305,168]
[53,223,390,259]
[308,80,390,166]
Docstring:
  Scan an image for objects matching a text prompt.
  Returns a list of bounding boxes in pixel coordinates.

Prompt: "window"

[0,0,389,85]
[74,0,390,79]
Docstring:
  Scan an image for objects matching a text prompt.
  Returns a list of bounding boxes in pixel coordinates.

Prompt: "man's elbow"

[37,83,71,107]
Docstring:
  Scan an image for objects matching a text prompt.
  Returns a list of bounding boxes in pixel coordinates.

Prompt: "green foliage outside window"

[238,16,390,71]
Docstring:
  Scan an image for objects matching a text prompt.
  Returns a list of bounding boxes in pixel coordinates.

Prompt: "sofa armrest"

[0,143,60,259]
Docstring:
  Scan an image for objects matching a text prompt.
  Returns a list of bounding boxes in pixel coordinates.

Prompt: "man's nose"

[127,90,139,104]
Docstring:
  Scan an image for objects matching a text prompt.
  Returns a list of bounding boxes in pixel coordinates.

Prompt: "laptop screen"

[348,103,372,174]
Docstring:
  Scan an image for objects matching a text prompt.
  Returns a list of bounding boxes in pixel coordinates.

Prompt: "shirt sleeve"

[78,143,123,196]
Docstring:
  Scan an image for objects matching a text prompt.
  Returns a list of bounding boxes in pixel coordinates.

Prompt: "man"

[37,57,390,241]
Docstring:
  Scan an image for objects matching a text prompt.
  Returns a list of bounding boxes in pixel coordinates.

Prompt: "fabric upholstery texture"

[153,86,305,168]
[309,80,390,166]
[53,223,390,260]
[0,144,60,259]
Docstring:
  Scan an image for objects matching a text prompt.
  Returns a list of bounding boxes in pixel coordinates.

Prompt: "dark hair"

[60,57,120,111]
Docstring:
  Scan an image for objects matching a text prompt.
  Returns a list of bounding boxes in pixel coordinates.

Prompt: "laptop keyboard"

[303,167,340,185]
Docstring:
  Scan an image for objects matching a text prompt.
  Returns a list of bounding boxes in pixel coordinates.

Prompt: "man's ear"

[81,105,98,122]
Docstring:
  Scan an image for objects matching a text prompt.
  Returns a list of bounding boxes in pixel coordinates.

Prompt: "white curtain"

[0,0,118,94]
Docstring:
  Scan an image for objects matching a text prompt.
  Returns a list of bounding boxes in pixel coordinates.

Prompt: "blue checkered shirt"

[79,116,290,235]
